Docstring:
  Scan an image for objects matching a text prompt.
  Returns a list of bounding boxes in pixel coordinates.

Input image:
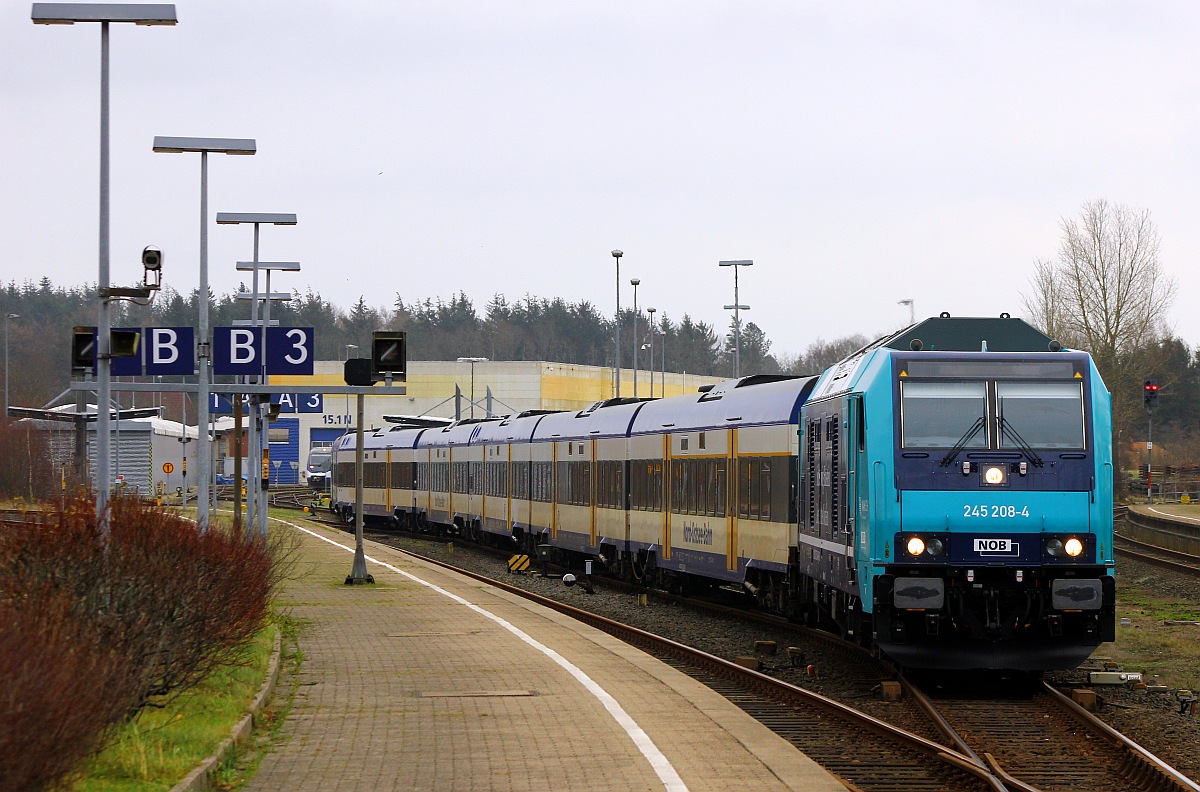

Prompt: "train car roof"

[374,423,426,449]
[473,411,558,444]
[416,418,504,448]
[336,424,430,451]
[630,375,817,434]
[531,398,647,442]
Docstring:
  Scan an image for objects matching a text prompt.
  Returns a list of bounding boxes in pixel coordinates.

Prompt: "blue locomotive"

[331,315,1115,670]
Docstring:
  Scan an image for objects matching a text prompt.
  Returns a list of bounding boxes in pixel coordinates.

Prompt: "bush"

[0,418,57,501]
[0,586,138,792]
[0,495,290,789]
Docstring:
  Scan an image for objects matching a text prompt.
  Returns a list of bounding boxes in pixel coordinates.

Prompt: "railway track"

[908,678,1200,792]
[1114,533,1200,577]
[1113,504,1200,577]
[303,513,1196,792]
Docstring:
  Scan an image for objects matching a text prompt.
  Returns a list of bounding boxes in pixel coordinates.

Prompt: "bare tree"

[1022,199,1178,465]
[1023,199,1176,372]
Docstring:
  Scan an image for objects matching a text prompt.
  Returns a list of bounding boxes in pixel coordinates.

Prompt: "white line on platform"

[1148,507,1200,524]
[279,518,690,792]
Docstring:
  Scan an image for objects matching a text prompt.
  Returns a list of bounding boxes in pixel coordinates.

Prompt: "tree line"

[0,277,866,418]
[5,197,1196,481]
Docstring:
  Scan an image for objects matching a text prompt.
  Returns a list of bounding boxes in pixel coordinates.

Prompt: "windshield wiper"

[939,416,987,467]
[998,415,1044,467]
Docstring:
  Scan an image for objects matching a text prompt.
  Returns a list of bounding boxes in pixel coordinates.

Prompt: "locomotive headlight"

[925,537,944,556]
[906,536,926,556]
[984,465,1006,485]
[1045,538,1064,557]
[1064,537,1084,557]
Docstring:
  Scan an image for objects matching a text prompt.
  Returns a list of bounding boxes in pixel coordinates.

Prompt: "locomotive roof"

[630,375,817,434]
[883,314,1056,353]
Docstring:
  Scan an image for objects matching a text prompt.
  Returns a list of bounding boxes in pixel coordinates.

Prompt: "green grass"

[69,622,278,792]
[1099,569,1200,691]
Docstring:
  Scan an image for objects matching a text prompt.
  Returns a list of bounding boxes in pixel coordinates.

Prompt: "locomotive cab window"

[900,377,1087,451]
[997,381,1084,450]
[901,381,987,448]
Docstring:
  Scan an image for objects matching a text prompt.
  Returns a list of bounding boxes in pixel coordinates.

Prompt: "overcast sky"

[4,2,1199,360]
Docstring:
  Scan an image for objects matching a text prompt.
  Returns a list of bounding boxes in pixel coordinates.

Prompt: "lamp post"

[457,357,488,418]
[645,307,655,399]
[218,212,298,538]
[4,313,18,416]
[611,250,623,397]
[153,136,256,531]
[898,298,915,325]
[33,2,177,536]
[236,263,295,539]
[719,259,753,378]
[630,278,640,398]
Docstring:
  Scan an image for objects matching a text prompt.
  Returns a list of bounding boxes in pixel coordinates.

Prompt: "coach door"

[727,428,738,572]
[845,396,862,584]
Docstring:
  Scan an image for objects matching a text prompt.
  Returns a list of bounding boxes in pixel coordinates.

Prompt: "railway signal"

[71,327,95,373]
[372,331,407,380]
[1143,379,1159,409]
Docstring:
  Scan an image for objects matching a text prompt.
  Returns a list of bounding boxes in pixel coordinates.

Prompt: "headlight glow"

[906,536,926,556]
[1045,538,1064,557]
[1064,537,1084,557]
[984,466,1006,485]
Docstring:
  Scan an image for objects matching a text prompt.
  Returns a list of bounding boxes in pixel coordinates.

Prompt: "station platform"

[247,517,845,791]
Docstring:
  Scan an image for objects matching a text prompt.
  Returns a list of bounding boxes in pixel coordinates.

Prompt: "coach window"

[901,381,987,448]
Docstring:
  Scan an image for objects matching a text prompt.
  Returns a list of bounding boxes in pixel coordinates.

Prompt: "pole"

[346,392,373,584]
[257,268,273,539]
[233,394,243,534]
[631,281,639,398]
[4,314,12,416]
[1147,413,1153,504]
[612,250,622,398]
[196,151,211,532]
[733,265,741,378]
[96,21,113,536]
[180,393,188,511]
[649,327,655,399]
[245,223,261,533]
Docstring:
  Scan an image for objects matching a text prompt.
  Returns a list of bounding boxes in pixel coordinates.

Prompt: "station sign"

[209,392,324,415]
[88,326,196,376]
[73,325,312,377]
[212,327,314,376]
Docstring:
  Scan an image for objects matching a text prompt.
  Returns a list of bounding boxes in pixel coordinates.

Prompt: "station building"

[263,360,724,485]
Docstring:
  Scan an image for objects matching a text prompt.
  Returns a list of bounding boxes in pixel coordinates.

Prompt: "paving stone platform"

[245,518,845,791]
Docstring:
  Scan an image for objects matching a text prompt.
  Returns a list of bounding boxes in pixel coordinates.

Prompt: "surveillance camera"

[142,245,162,271]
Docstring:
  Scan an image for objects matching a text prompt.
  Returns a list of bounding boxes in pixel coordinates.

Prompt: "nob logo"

[974,538,1018,556]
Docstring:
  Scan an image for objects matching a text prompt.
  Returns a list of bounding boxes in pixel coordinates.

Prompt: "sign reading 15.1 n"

[212,327,314,376]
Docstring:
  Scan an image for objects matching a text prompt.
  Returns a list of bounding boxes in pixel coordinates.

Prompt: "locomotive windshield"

[900,378,1086,450]
[997,381,1085,450]
[901,381,987,448]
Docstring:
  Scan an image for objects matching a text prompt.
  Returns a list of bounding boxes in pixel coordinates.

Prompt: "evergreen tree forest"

[0,279,807,414]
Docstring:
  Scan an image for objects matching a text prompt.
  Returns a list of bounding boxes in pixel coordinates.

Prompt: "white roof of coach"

[531,399,646,442]
[630,376,816,435]
[416,418,503,449]
[473,411,557,444]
